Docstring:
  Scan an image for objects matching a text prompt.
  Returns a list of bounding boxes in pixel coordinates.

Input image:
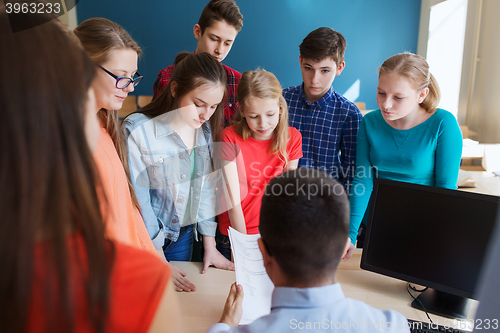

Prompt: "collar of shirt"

[299,84,335,111]
[153,112,211,147]
[271,283,344,310]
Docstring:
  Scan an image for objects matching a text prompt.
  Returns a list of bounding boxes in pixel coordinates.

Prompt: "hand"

[171,265,196,292]
[202,236,235,274]
[202,247,235,274]
[342,242,356,261]
[219,282,244,327]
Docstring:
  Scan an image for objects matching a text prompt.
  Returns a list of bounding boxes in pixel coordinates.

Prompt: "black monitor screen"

[361,179,500,304]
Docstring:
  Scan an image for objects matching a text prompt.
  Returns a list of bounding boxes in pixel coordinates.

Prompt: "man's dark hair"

[259,168,349,285]
[299,27,346,65]
[198,0,243,34]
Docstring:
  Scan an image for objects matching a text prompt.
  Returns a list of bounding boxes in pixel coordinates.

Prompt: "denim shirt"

[123,112,217,250]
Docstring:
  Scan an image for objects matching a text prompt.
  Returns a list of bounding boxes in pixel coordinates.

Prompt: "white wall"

[467,0,500,142]
[426,0,468,118]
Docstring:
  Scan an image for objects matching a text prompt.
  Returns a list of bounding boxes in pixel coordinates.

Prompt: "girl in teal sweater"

[344,52,462,260]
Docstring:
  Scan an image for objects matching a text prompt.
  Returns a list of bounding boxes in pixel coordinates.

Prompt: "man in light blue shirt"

[207,168,410,333]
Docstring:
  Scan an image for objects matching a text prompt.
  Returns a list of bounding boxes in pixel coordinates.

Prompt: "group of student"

[1,0,464,331]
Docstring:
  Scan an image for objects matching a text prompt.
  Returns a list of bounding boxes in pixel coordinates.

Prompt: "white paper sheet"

[228,227,274,325]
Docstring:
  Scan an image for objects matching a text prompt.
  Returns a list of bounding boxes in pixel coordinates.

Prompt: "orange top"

[27,234,171,333]
[94,128,156,254]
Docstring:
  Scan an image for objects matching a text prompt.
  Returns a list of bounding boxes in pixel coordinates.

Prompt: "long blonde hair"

[74,17,142,209]
[233,69,290,165]
[379,52,441,113]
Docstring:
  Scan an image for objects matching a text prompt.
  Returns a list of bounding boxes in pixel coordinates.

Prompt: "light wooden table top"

[171,251,477,332]
[459,171,500,196]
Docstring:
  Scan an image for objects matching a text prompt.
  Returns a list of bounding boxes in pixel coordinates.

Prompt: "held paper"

[228,227,274,325]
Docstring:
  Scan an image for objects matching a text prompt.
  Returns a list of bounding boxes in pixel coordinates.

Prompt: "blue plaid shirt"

[283,84,362,192]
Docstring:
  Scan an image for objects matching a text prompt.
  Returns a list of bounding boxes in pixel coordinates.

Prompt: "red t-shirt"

[218,126,303,235]
[28,234,171,333]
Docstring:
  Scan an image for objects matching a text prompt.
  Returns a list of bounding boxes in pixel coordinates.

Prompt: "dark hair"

[379,52,441,113]
[0,8,112,333]
[299,27,346,65]
[259,168,349,285]
[134,52,227,143]
[198,0,243,33]
[74,17,142,209]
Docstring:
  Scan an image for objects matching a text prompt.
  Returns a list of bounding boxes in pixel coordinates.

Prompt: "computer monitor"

[360,179,500,319]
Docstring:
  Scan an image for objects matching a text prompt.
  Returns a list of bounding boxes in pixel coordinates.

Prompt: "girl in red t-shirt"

[216,70,303,259]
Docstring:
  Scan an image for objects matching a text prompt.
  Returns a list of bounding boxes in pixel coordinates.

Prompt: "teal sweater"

[349,109,463,243]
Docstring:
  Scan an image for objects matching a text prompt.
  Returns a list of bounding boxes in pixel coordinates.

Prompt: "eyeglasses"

[99,66,143,89]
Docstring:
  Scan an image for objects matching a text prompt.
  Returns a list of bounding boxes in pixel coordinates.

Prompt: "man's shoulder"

[325,89,362,118]
[230,311,287,333]
[236,299,409,333]
[282,86,304,113]
[340,297,410,331]
[329,89,356,107]
[223,64,242,80]
[282,85,302,97]
[158,64,175,75]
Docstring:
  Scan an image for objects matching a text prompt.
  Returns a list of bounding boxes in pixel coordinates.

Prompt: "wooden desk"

[459,171,500,196]
[170,261,236,333]
[171,251,477,333]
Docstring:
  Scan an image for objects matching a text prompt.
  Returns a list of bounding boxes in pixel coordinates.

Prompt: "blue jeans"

[216,228,231,261]
[163,225,194,261]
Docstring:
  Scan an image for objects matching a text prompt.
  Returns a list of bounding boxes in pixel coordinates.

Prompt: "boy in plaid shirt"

[153,0,243,127]
[283,27,362,193]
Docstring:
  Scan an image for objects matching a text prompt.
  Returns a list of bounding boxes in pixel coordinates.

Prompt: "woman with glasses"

[74,18,157,256]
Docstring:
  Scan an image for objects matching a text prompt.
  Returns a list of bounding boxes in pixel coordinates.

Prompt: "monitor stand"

[411,288,471,319]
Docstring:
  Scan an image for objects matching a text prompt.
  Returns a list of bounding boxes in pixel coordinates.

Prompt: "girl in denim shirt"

[123,52,234,292]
